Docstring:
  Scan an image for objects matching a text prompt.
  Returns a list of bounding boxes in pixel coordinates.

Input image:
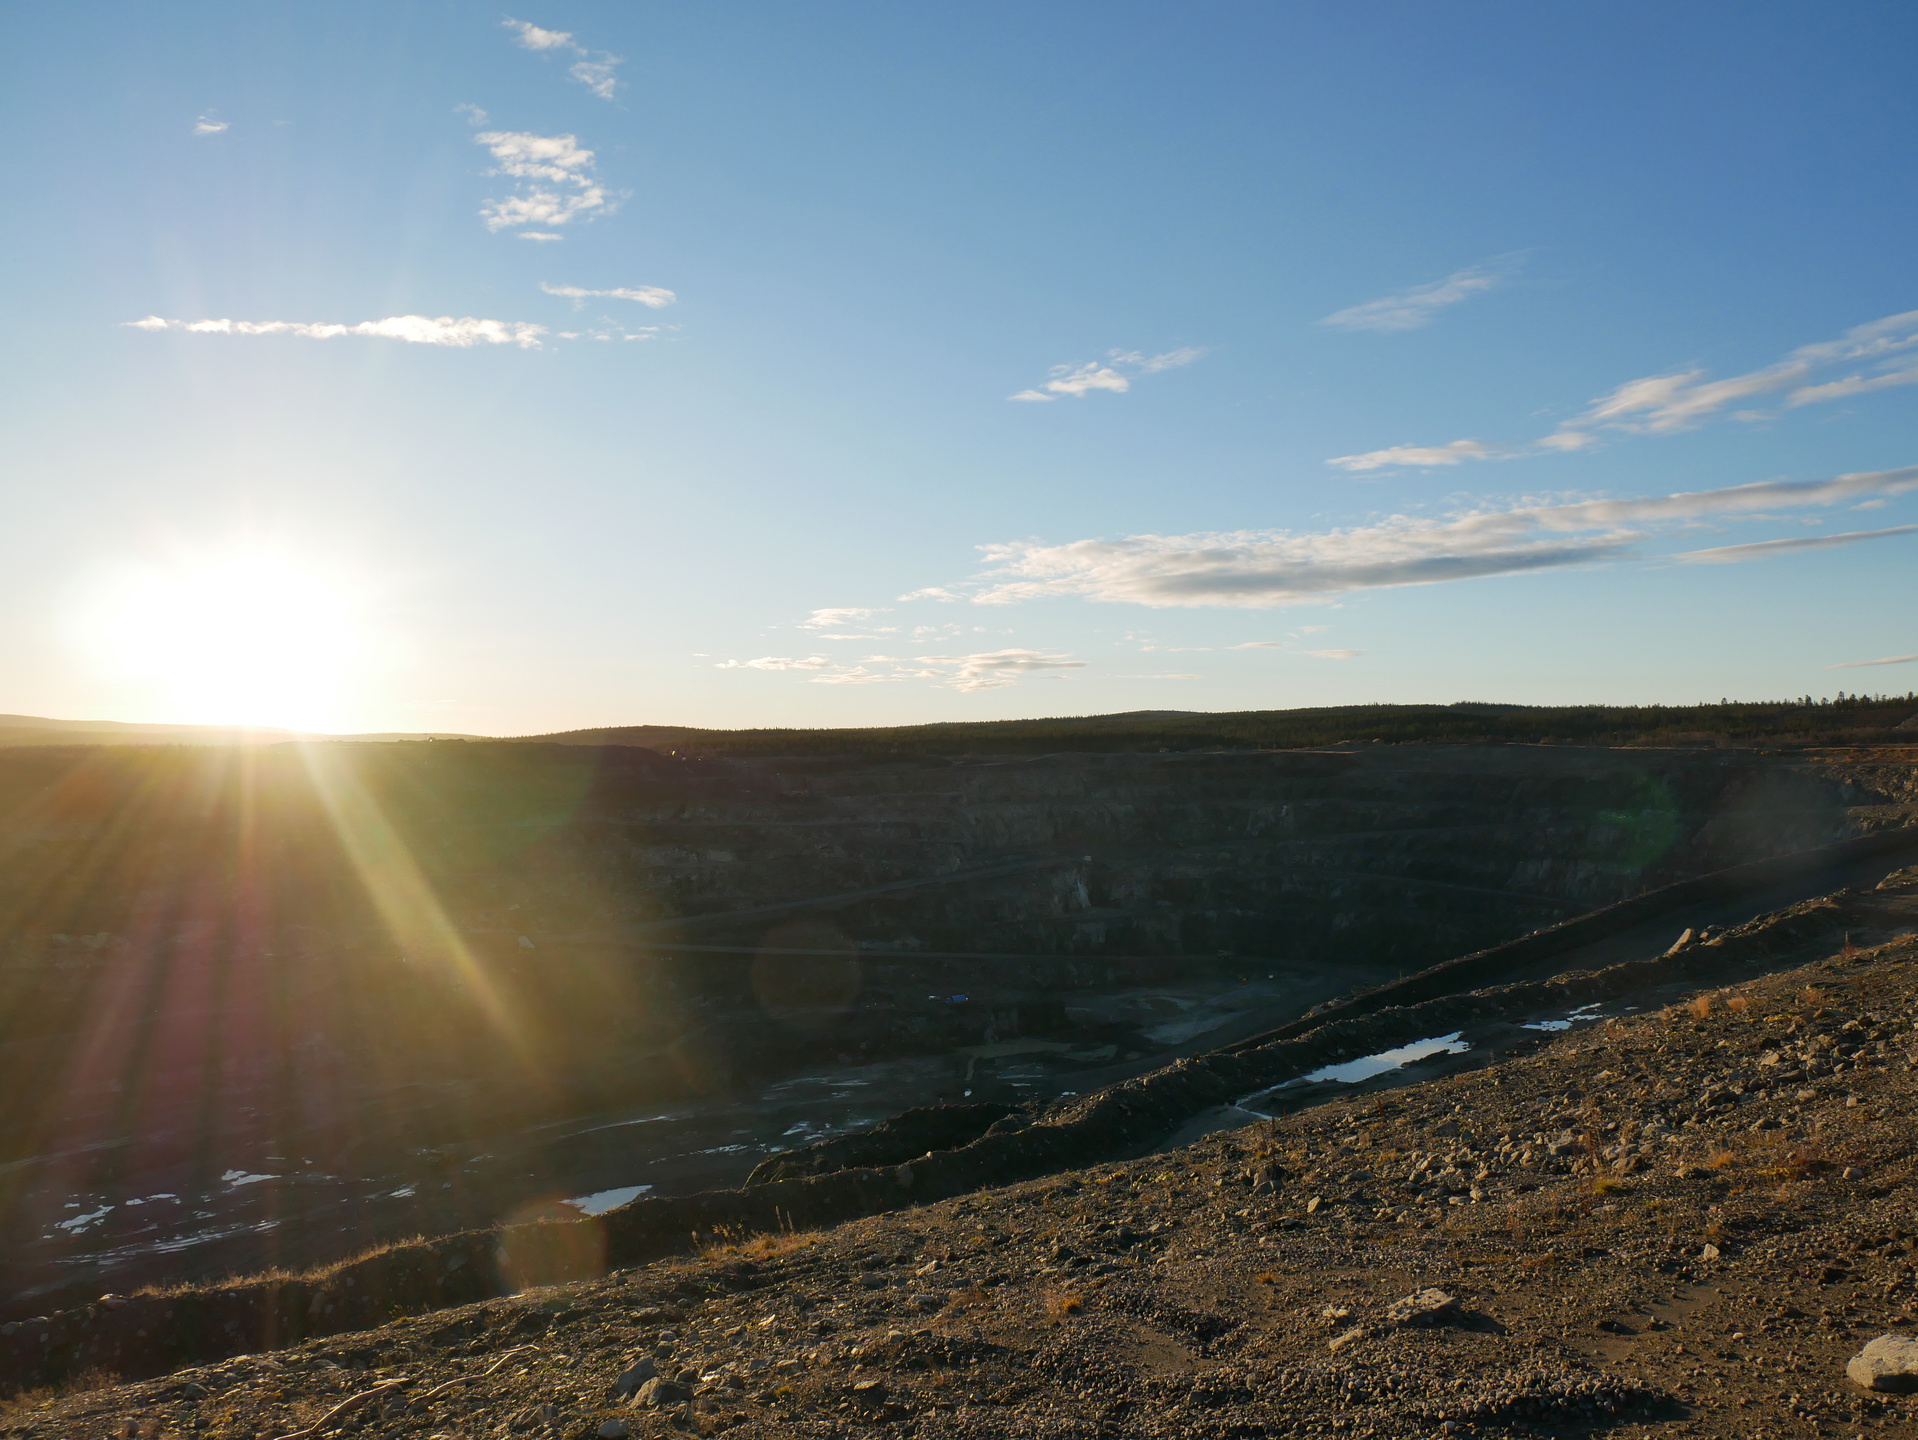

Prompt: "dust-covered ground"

[12,883,1918,1440]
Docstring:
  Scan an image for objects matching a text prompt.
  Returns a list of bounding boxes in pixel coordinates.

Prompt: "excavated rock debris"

[11,917,1918,1437]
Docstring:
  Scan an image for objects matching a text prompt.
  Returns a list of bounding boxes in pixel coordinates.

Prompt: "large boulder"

[1848,1334,1918,1393]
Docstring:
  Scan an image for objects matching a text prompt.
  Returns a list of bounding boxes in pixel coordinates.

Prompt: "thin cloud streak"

[1333,308,1918,471]
[1320,256,1521,333]
[1328,440,1492,473]
[715,647,1082,691]
[1674,525,1918,564]
[540,282,676,308]
[1826,652,1918,669]
[125,314,547,349]
[947,465,1918,609]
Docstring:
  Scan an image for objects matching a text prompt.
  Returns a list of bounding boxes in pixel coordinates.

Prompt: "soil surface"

[12,871,1918,1439]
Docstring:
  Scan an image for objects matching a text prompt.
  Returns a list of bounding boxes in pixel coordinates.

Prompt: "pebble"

[1846,1333,1918,1393]
[597,1421,630,1439]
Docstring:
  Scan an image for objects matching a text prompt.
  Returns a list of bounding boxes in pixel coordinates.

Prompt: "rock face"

[1847,1333,1918,1392]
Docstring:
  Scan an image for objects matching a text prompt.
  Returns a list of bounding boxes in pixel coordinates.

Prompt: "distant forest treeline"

[517,694,1918,758]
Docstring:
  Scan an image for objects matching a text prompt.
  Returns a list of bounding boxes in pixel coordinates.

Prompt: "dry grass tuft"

[1706,1147,1738,1171]
[1725,995,1751,1015]
[1590,1177,1624,1196]
[0,1368,119,1416]
[1042,1289,1084,1319]
[696,1222,819,1263]
[1687,995,1714,1020]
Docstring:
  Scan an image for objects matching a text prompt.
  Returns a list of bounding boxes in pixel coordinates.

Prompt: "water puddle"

[1523,1002,1606,1033]
[563,1184,652,1215]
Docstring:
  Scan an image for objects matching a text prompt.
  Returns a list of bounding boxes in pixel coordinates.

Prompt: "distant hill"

[511,696,1918,757]
[0,714,485,748]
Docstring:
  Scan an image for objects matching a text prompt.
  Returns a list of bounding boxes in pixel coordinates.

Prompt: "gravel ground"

[10,895,1918,1439]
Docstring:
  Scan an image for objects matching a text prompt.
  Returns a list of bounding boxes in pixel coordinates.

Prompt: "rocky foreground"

[10,884,1918,1439]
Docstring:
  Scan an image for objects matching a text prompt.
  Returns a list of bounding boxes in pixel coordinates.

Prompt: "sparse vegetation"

[515,694,1918,757]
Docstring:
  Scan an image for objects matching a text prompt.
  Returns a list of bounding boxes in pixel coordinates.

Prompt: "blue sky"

[2,2,1915,733]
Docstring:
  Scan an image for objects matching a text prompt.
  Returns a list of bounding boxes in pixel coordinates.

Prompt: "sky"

[2,1,1916,735]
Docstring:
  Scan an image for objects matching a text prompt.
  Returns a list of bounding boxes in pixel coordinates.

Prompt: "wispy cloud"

[715,655,835,671]
[1826,652,1918,669]
[502,16,624,100]
[1009,347,1203,402]
[715,647,1082,691]
[1328,440,1492,473]
[929,649,1085,690]
[125,314,546,349]
[1306,649,1363,659]
[1674,524,1918,565]
[193,113,228,136]
[932,465,1918,609]
[475,131,613,234]
[1333,308,1918,472]
[540,282,676,309]
[568,58,621,100]
[454,103,489,126]
[799,607,884,630]
[1320,256,1521,333]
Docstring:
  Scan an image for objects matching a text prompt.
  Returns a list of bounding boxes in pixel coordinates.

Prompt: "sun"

[72,546,366,731]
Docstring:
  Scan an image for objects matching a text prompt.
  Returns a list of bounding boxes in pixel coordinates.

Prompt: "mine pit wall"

[10,818,1917,1396]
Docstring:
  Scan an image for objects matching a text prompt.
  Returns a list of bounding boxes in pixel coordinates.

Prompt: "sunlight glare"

[71,547,365,731]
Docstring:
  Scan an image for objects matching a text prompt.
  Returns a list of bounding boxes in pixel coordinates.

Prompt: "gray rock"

[632,1377,693,1408]
[598,1422,631,1439]
[615,1356,658,1396]
[1847,1333,1918,1393]
[1384,1288,1459,1326]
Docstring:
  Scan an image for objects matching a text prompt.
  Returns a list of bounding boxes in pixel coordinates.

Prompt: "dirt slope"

[12,877,1918,1439]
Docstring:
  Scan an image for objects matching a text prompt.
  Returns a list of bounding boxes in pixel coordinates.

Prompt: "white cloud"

[1827,652,1918,669]
[799,607,883,629]
[503,17,576,50]
[125,314,546,349]
[520,232,564,243]
[569,58,621,100]
[1306,649,1363,659]
[1674,524,1918,564]
[1334,308,1918,471]
[502,16,623,99]
[942,465,1918,609]
[1787,365,1918,408]
[475,131,613,233]
[193,114,228,136]
[715,655,834,671]
[898,587,962,602]
[1320,256,1521,333]
[541,281,676,309]
[454,103,489,126]
[715,644,1083,691]
[1327,439,1494,473]
[918,649,1086,691]
[1009,347,1204,402]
